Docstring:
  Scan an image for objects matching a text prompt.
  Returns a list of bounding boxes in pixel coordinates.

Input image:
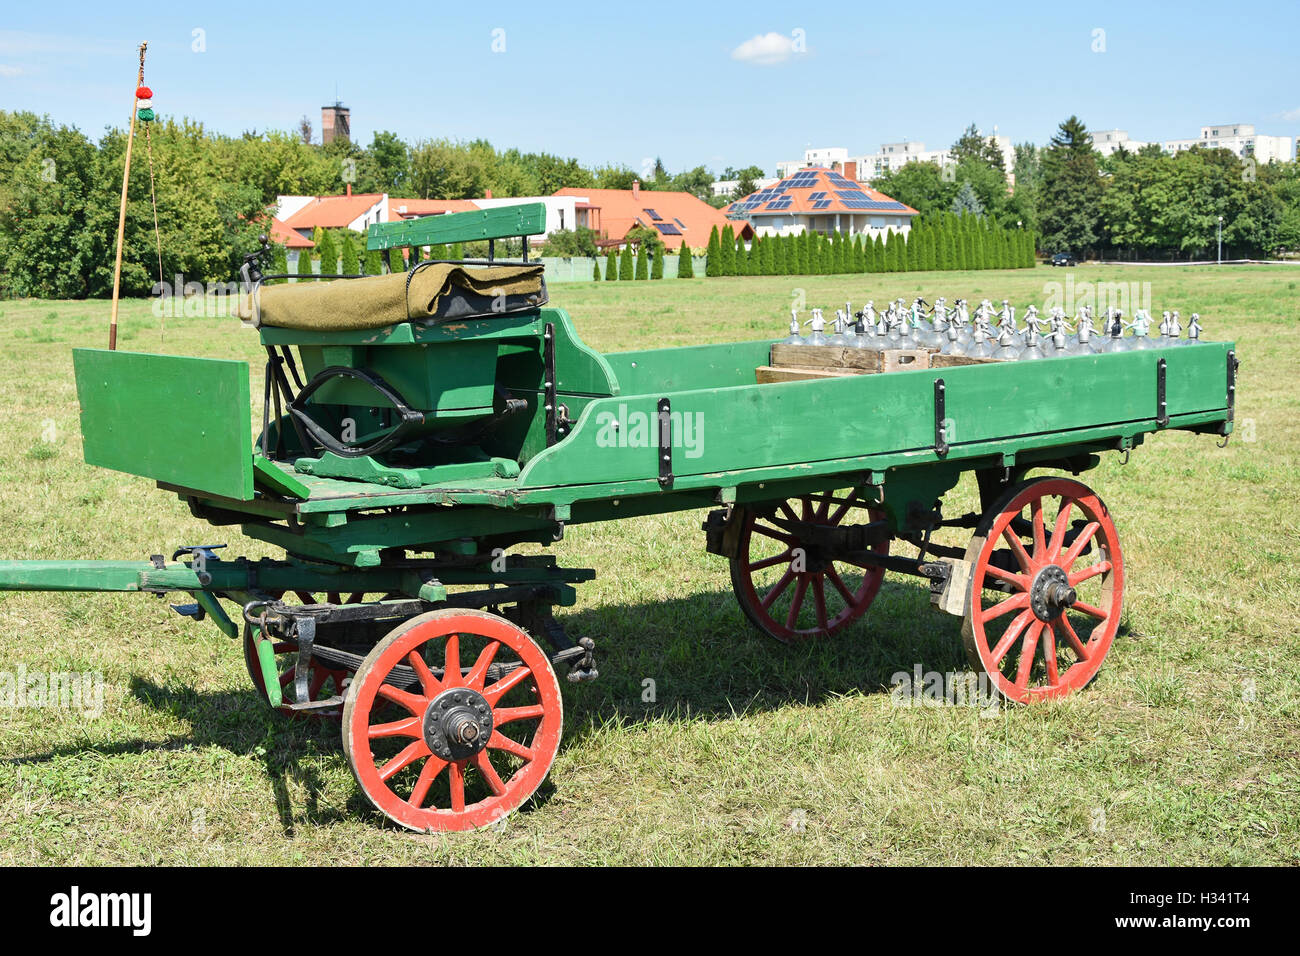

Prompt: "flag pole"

[109,42,147,351]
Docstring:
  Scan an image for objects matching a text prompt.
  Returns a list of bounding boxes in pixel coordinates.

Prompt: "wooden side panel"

[517,343,1232,490]
[73,349,255,500]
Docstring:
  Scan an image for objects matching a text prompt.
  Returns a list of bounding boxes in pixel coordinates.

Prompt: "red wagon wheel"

[243,591,366,719]
[343,608,563,832]
[730,489,890,644]
[962,477,1124,704]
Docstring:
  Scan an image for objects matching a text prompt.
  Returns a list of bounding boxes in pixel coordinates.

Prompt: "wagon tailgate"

[72,349,255,500]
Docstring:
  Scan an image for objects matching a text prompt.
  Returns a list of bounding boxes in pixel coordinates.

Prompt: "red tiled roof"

[269,216,313,249]
[727,167,918,218]
[282,193,386,229]
[553,186,747,250]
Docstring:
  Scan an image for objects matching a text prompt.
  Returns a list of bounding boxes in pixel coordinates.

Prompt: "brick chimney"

[843,160,858,182]
[484,189,493,199]
[345,183,352,197]
[632,180,640,198]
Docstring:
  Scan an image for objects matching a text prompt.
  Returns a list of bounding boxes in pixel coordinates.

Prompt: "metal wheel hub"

[1029,564,1077,621]
[423,688,494,760]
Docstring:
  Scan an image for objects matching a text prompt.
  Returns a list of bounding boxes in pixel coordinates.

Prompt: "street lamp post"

[1217,215,1223,265]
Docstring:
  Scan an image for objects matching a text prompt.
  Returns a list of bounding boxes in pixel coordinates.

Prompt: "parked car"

[1051,252,1078,267]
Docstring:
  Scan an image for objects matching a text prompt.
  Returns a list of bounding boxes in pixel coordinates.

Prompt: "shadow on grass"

[4,578,1129,828]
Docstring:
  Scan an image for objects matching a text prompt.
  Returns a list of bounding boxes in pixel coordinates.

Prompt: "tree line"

[0,110,743,298]
[870,117,1300,259]
[703,214,1035,277]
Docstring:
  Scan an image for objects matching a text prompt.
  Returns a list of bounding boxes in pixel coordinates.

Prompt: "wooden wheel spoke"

[408,755,448,809]
[1048,498,1074,560]
[1042,622,1060,685]
[1001,526,1034,571]
[1068,560,1112,586]
[483,665,532,705]
[471,752,508,797]
[1058,615,1090,660]
[448,761,466,813]
[368,715,421,739]
[754,523,798,546]
[1062,521,1100,569]
[759,569,795,610]
[1031,499,1047,559]
[777,501,800,523]
[811,575,829,630]
[785,577,810,630]
[493,704,545,726]
[488,730,534,762]
[980,591,1029,624]
[827,490,857,526]
[377,683,427,716]
[825,565,857,605]
[465,641,501,690]
[378,740,426,783]
[748,549,793,572]
[442,634,462,687]
[1014,621,1044,689]
[408,651,440,697]
[983,563,1028,590]
[1071,600,1109,621]
[990,609,1035,666]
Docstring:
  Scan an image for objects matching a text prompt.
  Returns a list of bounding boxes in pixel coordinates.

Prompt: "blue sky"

[2,0,1297,176]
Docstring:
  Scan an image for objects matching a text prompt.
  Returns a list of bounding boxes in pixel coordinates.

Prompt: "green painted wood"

[0,560,152,591]
[74,349,254,500]
[366,203,546,251]
[517,343,1233,490]
[258,310,545,346]
[603,339,777,395]
[253,456,311,499]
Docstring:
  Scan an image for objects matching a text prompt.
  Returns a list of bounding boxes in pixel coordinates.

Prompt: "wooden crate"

[769,343,882,373]
[928,352,1003,368]
[755,365,860,384]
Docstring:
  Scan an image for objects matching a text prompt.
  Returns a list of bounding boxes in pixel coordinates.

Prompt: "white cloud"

[1279,107,1300,122]
[731,32,798,66]
[0,64,22,77]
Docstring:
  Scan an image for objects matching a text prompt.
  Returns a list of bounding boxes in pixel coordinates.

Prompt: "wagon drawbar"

[0,205,1238,831]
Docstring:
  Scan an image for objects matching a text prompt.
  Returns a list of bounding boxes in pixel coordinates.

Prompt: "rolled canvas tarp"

[242,263,547,330]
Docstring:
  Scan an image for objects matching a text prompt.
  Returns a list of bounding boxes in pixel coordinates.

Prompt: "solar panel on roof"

[808,191,826,200]
[654,222,682,235]
[813,200,832,209]
[765,198,793,210]
[643,208,662,220]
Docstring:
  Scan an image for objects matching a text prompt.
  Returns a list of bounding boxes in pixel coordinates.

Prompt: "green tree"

[605,249,618,280]
[297,247,315,279]
[619,243,634,280]
[1039,116,1103,255]
[593,258,601,280]
[363,248,384,275]
[705,225,721,277]
[677,242,694,278]
[635,242,648,279]
[339,233,359,275]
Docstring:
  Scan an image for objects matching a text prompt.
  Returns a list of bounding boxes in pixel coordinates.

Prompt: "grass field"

[0,264,1297,865]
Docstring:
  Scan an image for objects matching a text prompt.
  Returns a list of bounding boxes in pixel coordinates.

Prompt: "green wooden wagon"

[0,205,1238,831]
